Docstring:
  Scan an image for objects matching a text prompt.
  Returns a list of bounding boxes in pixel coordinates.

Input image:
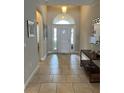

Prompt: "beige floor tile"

[25,83,40,93]
[73,83,93,93]
[92,89,100,93]
[57,83,73,86]
[60,66,70,70]
[73,82,90,87]
[39,65,49,70]
[89,83,100,93]
[40,75,53,82]
[74,86,93,93]
[39,83,56,93]
[29,75,41,84]
[62,70,73,75]
[52,75,66,82]
[69,59,80,65]
[49,65,61,69]
[29,75,53,83]
[70,65,82,70]
[53,75,66,78]
[57,83,74,93]
[65,75,81,82]
[79,74,89,83]
[50,68,63,75]
[25,54,100,93]
[65,75,80,78]
[39,69,51,75]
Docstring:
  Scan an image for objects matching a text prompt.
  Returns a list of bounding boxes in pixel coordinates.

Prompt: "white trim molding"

[41,54,47,61]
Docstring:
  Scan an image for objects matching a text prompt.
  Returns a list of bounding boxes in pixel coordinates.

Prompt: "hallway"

[25,54,99,93]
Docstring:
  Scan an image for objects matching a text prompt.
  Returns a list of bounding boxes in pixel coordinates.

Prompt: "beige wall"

[24,2,48,87]
[24,0,41,86]
[80,0,100,50]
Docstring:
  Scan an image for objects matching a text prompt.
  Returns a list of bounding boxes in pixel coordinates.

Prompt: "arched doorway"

[35,10,45,60]
[51,14,76,53]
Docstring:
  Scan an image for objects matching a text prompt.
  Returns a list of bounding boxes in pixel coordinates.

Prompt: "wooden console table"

[80,50,100,83]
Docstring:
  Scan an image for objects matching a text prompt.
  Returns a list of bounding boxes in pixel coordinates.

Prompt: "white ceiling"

[43,0,96,5]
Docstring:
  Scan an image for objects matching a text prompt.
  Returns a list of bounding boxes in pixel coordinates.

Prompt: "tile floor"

[25,54,100,93]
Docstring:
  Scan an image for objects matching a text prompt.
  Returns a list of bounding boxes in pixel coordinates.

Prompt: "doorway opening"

[35,10,45,60]
[51,14,76,53]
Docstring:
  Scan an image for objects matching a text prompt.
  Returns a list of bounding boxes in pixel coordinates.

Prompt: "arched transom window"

[53,14,75,24]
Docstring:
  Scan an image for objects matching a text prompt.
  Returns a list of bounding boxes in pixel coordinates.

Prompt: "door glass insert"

[71,28,74,44]
[53,28,57,50]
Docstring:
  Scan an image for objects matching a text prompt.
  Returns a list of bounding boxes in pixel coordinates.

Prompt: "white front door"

[51,25,76,53]
[57,26,71,53]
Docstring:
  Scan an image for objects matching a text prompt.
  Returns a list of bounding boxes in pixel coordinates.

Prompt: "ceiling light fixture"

[62,6,67,13]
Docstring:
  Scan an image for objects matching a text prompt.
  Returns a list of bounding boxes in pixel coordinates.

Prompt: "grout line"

[56,83,57,93]
[72,83,75,93]
[37,83,42,93]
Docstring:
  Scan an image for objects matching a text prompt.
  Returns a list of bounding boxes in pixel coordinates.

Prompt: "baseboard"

[41,54,47,61]
[24,65,39,89]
